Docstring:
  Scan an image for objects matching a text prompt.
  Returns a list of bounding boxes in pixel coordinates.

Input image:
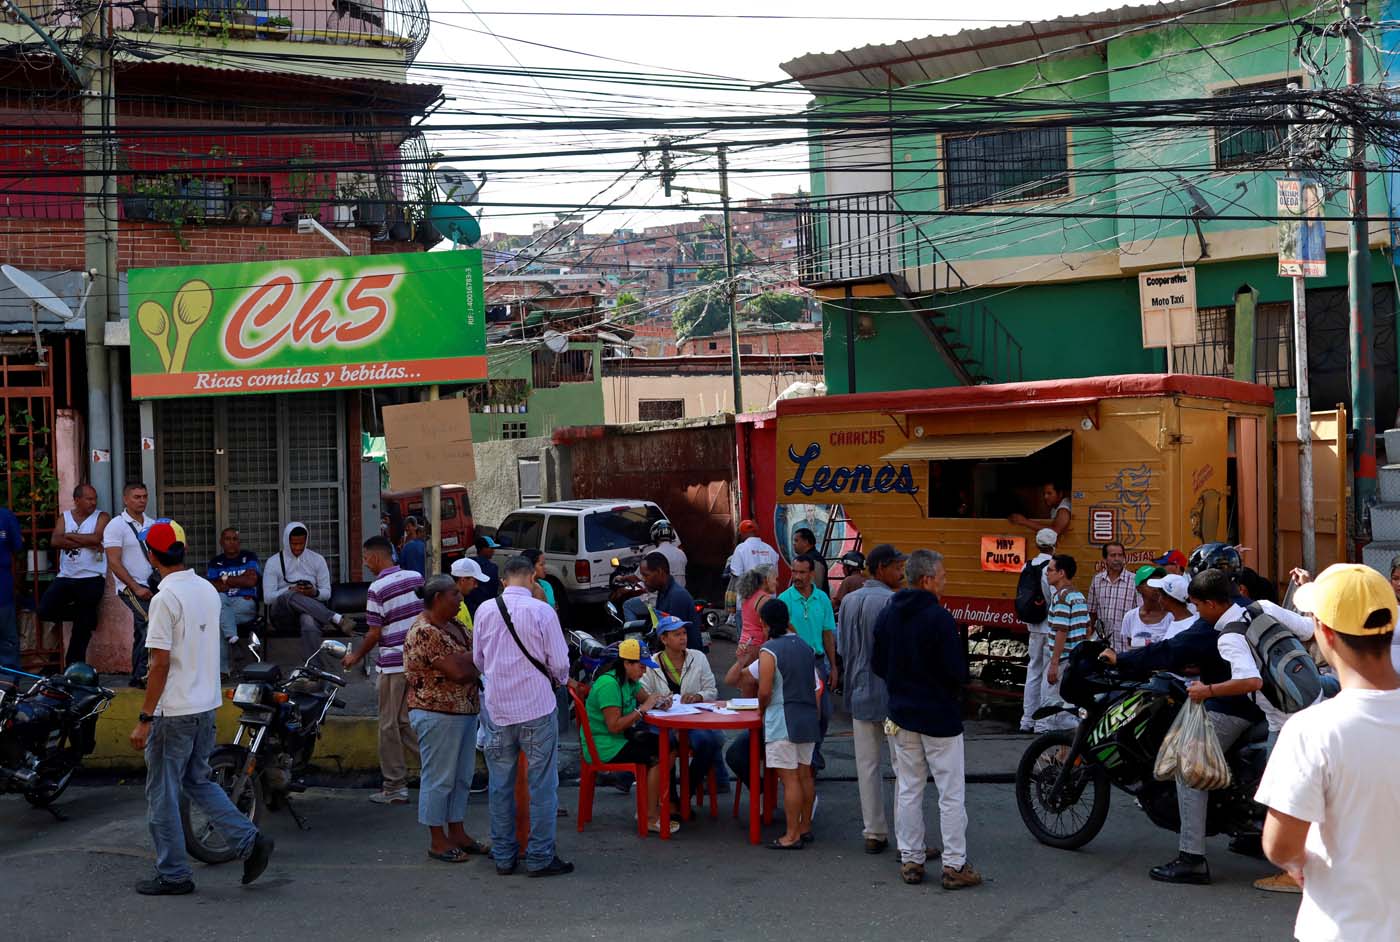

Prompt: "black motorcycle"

[1014,640,1269,850]
[181,636,349,863]
[0,664,115,813]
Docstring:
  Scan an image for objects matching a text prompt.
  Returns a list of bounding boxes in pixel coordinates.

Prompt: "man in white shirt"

[730,519,778,580]
[104,481,153,687]
[1257,563,1400,942]
[128,519,274,896]
[1018,528,1058,733]
[643,519,687,587]
[1153,574,1197,639]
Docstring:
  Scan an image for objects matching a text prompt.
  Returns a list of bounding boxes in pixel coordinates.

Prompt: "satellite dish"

[542,330,569,354]
[426,203,481,247]
[1,264,73,319]
[436,168,484,206]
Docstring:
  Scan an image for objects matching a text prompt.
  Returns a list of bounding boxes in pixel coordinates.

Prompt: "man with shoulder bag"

[471,555,573,878]
[104,482,155,687]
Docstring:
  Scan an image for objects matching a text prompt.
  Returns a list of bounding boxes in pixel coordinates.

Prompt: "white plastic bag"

[1153,699,1232,791]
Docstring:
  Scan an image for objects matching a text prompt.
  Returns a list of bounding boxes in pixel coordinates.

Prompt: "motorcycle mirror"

[248,632,263,661]
[320,639,349,659]
[607,602,620,618]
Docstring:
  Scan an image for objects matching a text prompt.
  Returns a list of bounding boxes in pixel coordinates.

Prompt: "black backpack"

[1015,560,1050,624]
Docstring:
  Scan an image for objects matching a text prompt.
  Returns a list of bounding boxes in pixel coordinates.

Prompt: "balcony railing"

[794,192,963,295]
[5,0,430,59]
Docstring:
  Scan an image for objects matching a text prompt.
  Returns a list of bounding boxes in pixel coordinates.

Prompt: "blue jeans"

[483,709,559,870]
[410,709,479,827]
[671,728,724,788]
[145,710,258,882]
[118,589,150,682]
[0,602,17,671]
[218,596,257,673]
[814,656,832,771]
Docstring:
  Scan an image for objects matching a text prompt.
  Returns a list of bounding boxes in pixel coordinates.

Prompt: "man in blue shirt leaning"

[779,556,838,771]
[399,516,427,577]
[0,504,23,671]
[206,527,260,676]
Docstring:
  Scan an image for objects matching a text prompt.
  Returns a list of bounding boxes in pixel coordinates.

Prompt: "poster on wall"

[127,251,486,398]
[1277,177,1326,278]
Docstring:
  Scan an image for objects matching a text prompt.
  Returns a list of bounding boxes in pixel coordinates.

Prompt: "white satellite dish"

[436,167,484,206]
[542,330,569,354]
[1,264,73,319]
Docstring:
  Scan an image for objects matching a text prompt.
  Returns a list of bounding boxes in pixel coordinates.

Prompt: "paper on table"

[727,698,759,711]
[649,701,702,716]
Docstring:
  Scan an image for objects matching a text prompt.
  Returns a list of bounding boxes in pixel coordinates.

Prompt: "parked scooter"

[180,635,348,863]
[0,663,114,814]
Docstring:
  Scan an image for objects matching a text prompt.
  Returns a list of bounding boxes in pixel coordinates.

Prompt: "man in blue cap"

[464,535,501,615]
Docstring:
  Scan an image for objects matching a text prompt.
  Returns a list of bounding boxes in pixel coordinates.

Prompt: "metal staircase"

[885,271,1025,386]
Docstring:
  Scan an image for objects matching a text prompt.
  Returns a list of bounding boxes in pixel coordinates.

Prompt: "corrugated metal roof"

[882,430,1070,462]
[778,0,1286,91]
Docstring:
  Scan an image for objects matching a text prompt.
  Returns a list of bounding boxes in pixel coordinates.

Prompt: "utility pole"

[1345,0,1376,540]
[1287,85,1316,573]
[718,146,741,414]
[658,139,743,413]
[423,385,441,576]
[79,3,115,510]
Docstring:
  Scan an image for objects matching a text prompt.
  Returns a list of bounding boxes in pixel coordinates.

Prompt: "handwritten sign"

[980,535,1026,573]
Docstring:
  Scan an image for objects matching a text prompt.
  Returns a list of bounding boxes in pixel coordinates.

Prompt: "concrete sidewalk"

[86,638,1034,780]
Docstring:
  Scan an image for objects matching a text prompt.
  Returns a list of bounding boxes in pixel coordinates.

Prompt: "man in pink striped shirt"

[472,555,572,877]
[344,536,423,804]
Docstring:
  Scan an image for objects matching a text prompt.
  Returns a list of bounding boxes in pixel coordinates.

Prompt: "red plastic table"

[649,705,767,844]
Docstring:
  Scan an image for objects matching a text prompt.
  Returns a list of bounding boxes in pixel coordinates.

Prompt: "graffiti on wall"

[1090,464,1153,548]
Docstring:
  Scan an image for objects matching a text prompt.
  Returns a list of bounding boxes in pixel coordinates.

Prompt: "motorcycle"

[1014,639,1269,850]
[181,636,349,863]
[0,665,114,814]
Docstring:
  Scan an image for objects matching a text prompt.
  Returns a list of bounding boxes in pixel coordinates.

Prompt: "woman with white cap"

[450,557,486,632]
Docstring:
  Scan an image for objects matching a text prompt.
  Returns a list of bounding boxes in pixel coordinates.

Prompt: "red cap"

[1154,549,1188,569]
[738,519,759,536]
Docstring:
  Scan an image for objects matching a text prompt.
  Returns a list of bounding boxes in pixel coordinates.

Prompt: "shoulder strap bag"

[495,596,557,688]
[124,518,161,592]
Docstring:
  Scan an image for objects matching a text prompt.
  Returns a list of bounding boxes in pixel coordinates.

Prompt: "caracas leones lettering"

[782,443,918,497]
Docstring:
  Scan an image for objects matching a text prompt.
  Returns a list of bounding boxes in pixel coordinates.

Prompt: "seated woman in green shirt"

[582,638,676,834]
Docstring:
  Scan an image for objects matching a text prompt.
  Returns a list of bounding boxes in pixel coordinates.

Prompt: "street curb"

[89,688,389,773]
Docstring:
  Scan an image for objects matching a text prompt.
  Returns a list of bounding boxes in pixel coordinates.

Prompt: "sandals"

[647,818,681,835]
[767,838,804,851]
[456,838,491,856]
[428,848,471,863]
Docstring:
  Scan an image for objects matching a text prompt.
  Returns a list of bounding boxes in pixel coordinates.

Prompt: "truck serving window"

[882,432,1071,520]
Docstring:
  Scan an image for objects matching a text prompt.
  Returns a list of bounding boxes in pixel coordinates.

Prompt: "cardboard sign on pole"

[384,397,477,490]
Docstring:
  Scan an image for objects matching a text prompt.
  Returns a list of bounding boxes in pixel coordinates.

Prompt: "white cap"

[1148,573,1190,603]
[1035,528,1059,548]
[450,557,486,581]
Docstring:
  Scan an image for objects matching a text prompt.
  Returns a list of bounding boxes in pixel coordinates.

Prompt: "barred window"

[1214,80,1290,169]
[501,421,529,440]
[1171,302,1294,388]
[943,126,1069,209]
[638,399,684,421]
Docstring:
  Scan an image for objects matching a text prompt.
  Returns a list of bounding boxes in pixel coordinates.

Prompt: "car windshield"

[584,505,662,552]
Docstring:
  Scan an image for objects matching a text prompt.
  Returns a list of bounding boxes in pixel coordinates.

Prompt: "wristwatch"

[138,712,156,723]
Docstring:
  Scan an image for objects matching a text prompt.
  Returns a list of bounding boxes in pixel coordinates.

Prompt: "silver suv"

[493,500,672,607]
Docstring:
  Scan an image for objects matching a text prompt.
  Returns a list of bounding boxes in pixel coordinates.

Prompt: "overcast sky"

[415,0,1158,234]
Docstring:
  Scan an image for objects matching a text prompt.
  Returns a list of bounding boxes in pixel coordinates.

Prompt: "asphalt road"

[2,779,1298,941]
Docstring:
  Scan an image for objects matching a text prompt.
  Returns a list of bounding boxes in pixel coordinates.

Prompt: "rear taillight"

[575,560,591,583]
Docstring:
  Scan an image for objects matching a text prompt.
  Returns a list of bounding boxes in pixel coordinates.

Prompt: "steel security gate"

[154,392,348,578]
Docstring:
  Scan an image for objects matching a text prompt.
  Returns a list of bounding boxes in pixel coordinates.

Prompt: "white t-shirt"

[644,541,688,587]
[1119,608,1172,648]
[1163,613,1199,639]
[731,537,778,579]
[145,568,224,717]
[1255,688,1400,942]
[103,510,154,587]
[1052,497,1072,520]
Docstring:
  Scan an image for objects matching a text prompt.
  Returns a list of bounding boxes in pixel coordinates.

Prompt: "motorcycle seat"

[578,636,611,659]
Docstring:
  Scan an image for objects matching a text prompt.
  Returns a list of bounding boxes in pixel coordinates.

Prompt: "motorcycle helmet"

[650,520,674,544]
[62,662,99,687]
[1187,542,1242,582]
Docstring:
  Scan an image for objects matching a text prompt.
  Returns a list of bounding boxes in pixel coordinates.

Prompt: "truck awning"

[881,430,1070,463]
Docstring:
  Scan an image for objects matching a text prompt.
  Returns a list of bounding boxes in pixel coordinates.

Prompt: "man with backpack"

[1017,529,1057,733]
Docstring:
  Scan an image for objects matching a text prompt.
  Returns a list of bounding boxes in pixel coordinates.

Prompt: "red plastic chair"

[570,686,651,837]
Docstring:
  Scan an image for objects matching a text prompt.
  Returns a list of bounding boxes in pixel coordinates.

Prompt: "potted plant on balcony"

[260,15,292,38]
[283,149,331,224]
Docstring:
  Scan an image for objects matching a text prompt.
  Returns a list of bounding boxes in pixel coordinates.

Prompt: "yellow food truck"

[774,374,1275,693]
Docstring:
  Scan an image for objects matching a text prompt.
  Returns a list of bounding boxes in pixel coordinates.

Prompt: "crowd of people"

[22,481,1395,937]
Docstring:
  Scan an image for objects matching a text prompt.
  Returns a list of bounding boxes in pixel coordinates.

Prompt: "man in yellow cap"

[1256,563,1400,941]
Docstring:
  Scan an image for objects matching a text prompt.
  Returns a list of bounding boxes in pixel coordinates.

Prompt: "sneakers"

[241,833,275,885]
[864,837,889,855]
[135,876,194,896]
[1150,853,1212,885]
[941,862,984,890]
[369,788,409,805]
[900,862,924,885]
[527,856,575,878]
[1018,722,1035,734]
[1253,872,1302,894]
